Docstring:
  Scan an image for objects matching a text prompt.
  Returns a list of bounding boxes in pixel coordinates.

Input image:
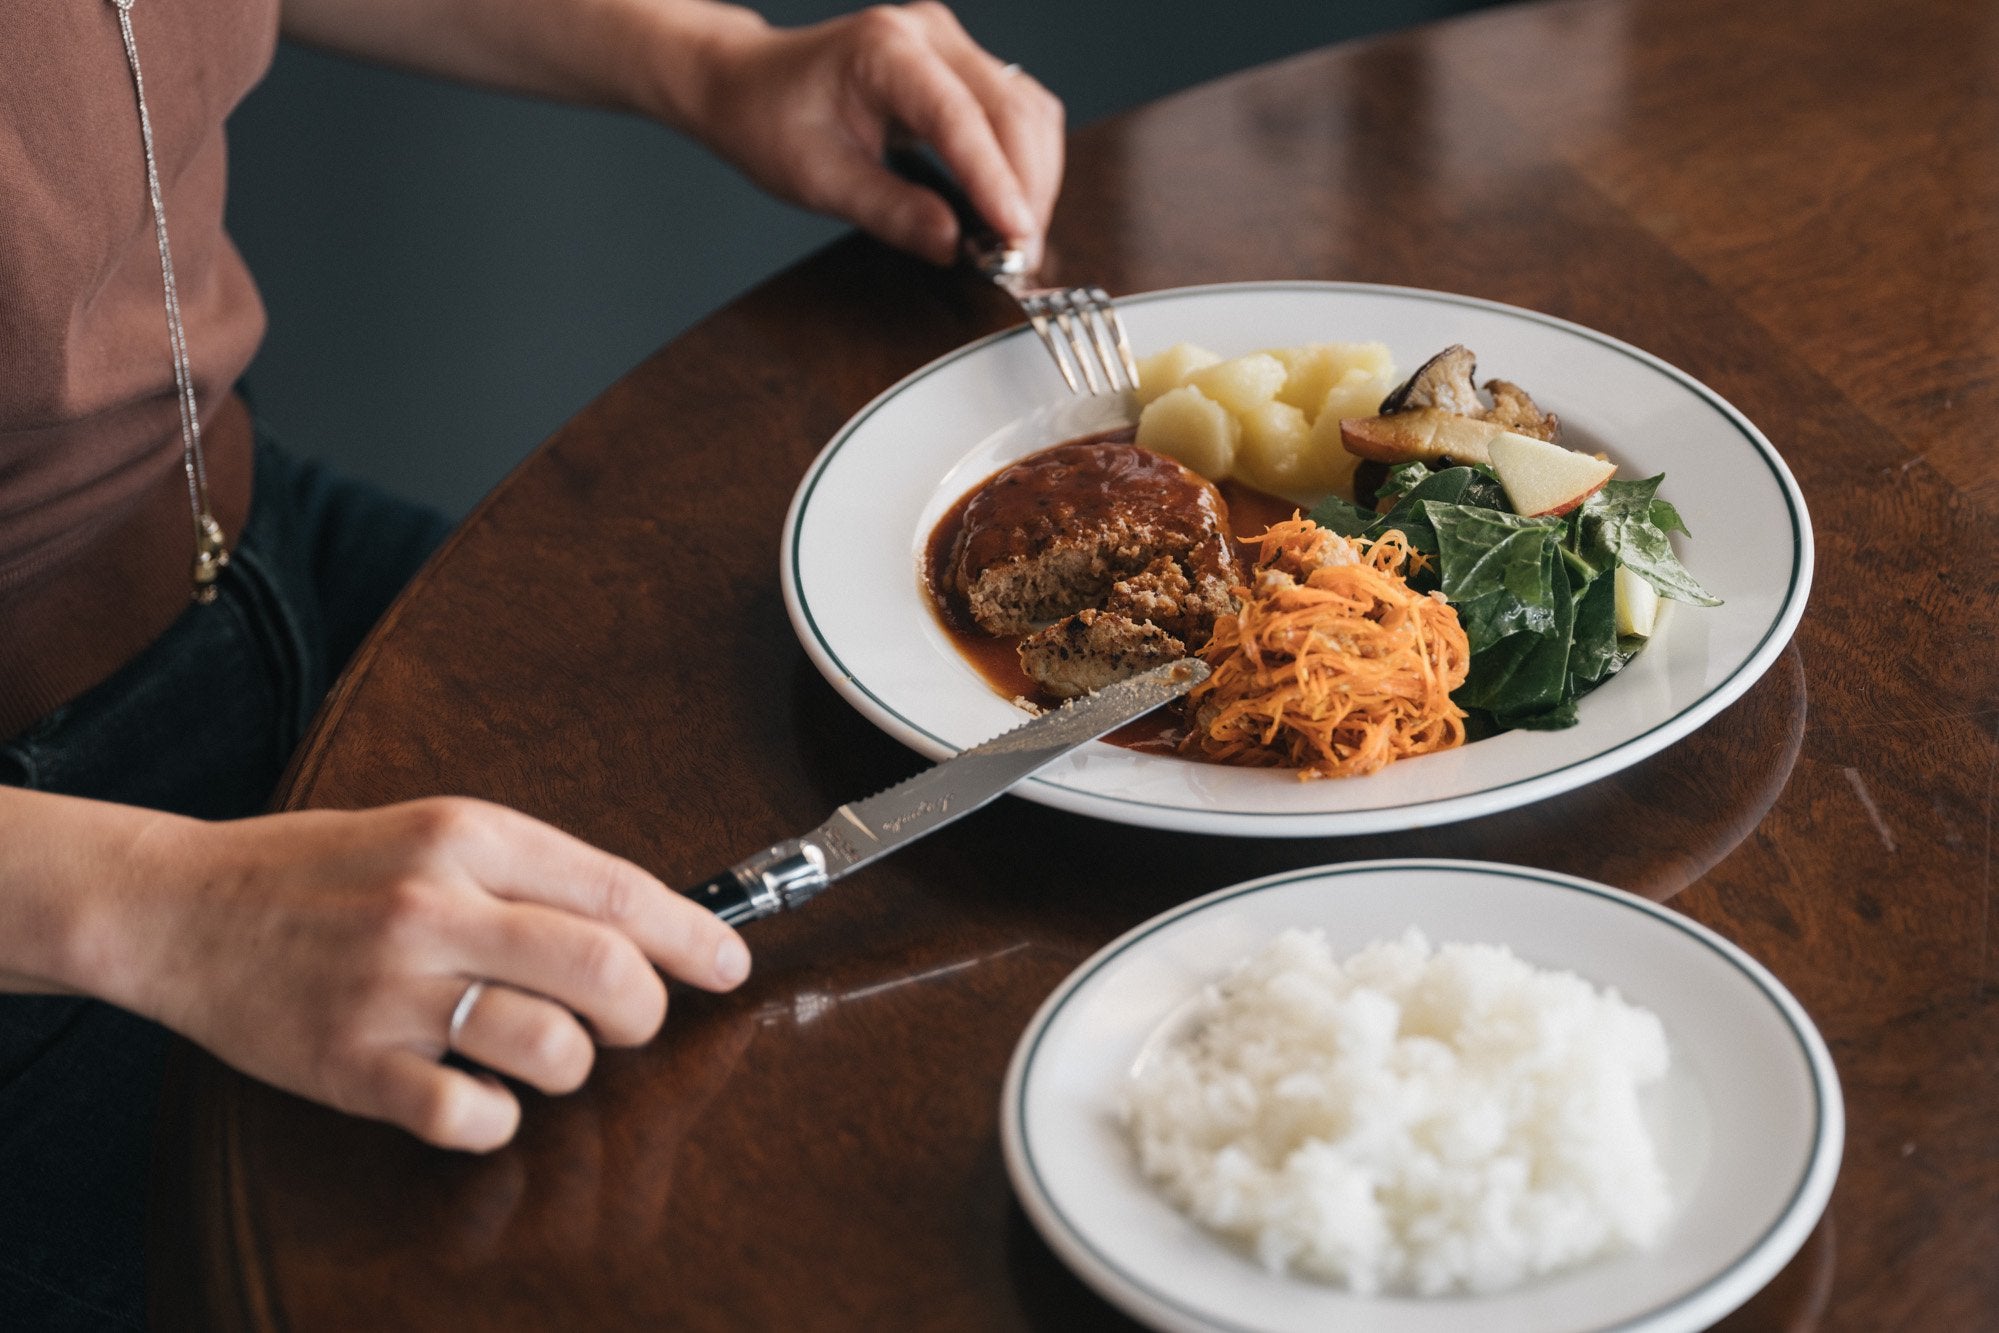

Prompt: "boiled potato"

[1134,343,1223,407]
[1128,339,1391,499]
[1233,400,1315,501]
[1262,343,1316,394]
[1268,341,1395,417]
[1314,363,1400,425]
[1186,353,1288,417]
[1305,406,1365,499]
[1137,385,1239,480]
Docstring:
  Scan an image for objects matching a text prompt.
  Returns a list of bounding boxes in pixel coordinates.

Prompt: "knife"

[681,658,1210,925]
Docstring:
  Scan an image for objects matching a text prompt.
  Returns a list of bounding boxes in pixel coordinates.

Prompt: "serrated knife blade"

[681,657,1209,925]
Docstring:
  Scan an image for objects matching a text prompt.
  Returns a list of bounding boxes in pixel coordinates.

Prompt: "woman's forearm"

[274,0,1064,266]
[0,786,183,1003]
[276,0,766,134]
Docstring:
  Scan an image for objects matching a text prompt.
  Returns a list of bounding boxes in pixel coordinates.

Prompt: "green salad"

[1307,461,1721,734]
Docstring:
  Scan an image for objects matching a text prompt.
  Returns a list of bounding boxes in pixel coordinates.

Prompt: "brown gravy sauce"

[922,429,1304,753]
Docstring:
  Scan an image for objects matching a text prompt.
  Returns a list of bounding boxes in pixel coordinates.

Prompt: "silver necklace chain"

[110,0,228,603]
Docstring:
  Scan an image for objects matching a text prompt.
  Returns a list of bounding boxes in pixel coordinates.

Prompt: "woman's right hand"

[674,2,1065,268]
[99,797,751,1151]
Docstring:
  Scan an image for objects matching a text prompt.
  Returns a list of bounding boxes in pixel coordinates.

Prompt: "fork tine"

[1014,285,1137,396]
[1021,296,1083,393]
[1048,291,1106,394]
[1092,288,1142,390]
[1078,289,1134,392]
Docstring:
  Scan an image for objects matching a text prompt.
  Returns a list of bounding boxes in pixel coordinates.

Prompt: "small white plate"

[781,282,1813,836]
[1001,860,1843,1333]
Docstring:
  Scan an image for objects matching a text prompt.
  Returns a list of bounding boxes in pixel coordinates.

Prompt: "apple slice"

[1339,408,1505,466]
[1615,565,1660,637]
[1486,430,1616,516]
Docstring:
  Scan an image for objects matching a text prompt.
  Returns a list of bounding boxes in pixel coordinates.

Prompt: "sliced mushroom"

[1377,344,1482,416]
[1343,345,1562,468]
[1340,408,1504,466]
[1483,378,1560,442]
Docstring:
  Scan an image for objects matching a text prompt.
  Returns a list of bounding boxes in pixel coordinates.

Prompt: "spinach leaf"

[1504,697,1582,731]
[1300,464,1701,734]
[1577,476,1721,606]
[1458,634,1549,714]
[1560,543,1600,586]
[1305,491,1380,540]
[1561,509,1603,581]
[1402,463,1508,514]
[1425,501,1566,652]
[1454,540,1576,722]
[1307,466,1511,534]
[1375,460,1435,506]
[1567,562,1632,686]
[1306,466,1511,582]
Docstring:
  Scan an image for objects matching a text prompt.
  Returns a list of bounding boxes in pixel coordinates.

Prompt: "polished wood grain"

[153,0,1998,1326]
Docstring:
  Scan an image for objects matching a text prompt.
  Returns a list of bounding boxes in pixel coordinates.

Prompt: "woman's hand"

[101,797,749,1152]
[679,3,1065,267]
[278,0,1063,267]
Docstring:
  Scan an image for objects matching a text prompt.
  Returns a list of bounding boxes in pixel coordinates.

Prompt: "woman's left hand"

[676,2,1065,267]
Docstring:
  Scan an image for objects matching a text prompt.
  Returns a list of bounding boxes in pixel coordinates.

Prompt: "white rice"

[1123,928,1671,1296]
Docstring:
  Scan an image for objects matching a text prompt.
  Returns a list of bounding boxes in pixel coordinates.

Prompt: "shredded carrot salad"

[1180,517,1471,780]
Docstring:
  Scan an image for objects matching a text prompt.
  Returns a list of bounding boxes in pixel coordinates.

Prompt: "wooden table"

[154,0,1997,1325]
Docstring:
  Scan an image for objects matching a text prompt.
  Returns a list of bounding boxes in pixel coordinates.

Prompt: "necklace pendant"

[191,512,229,604]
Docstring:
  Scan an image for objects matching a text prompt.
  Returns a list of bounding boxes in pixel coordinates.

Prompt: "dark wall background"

[225,0,1506,518]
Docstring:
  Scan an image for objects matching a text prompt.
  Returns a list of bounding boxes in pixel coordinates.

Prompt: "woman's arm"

[0,785,748,1151]
[276,0,1063,266]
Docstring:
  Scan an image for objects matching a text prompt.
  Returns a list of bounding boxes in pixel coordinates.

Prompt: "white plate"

[781,282,1812,836]
[1001,860,1843,1333]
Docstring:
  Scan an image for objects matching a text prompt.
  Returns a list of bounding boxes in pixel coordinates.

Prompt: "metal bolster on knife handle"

[681,840,831,926]
[680,661,1209,927]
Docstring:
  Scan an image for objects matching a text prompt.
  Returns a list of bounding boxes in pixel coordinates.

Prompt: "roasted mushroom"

[1483,378,1560,441]
[1341,344,1561,467]
[1377,344,1484,417]
[1340,409,1505,466]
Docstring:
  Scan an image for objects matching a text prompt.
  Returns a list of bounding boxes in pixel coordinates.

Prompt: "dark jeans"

[0,436,451,1329]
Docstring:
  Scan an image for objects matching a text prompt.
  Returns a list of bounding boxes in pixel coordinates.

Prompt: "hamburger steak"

[944,441,1241,698]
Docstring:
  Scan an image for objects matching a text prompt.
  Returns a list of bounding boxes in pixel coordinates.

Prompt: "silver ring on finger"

[999,62,1024,79]
[447,979,486,1052]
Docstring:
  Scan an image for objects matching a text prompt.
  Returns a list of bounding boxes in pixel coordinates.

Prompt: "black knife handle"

[682,871,765,927]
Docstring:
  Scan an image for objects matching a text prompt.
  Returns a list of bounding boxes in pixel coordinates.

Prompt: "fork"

[888,149,1141,395]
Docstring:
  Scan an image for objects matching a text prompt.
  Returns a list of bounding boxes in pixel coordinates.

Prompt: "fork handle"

[886,147,1023,279]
